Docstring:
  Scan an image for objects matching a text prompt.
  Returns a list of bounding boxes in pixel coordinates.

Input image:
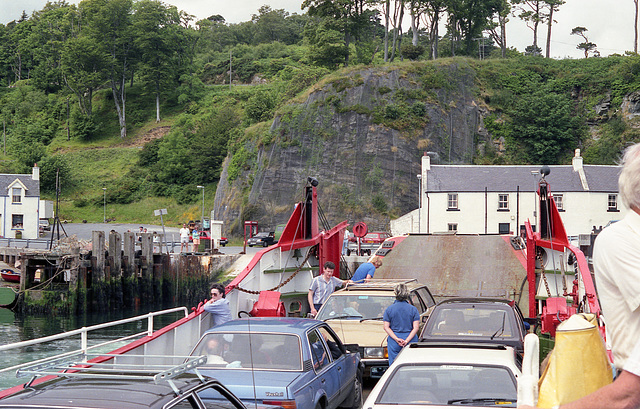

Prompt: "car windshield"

[425,306,515,339]
[253,233,269,238]
[316,295,395,320]
[377,364,517,407]
[192,332,302,371]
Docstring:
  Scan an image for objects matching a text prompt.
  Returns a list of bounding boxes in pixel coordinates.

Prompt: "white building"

[0,165,41,239]
[391,150,625,237]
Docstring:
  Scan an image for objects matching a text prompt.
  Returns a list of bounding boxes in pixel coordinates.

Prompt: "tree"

[635,0,639,53]
[571,26,598,58]
[448,0,504,56]
[133,0,183,122]
[509,90,582,163]
[60,36,106,117]
[304,18,349,68]
[512,0,544,56]
[79,0,136,138]
[486,0,509,57]
[544,0,565,58]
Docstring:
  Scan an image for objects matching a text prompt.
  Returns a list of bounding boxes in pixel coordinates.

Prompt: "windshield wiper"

[448,397,515,405]
[490,312,507,340]
[359,316,383,322]
[323,314,362,321]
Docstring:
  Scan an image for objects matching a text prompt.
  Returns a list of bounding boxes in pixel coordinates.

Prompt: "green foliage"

[401,44,425,60]
[507,90,583,163]
[39,155,74,194]
[245,89,279,123]
[372,194,388,213]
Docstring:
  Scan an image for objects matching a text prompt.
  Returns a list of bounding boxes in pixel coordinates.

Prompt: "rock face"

[214,62,491,234]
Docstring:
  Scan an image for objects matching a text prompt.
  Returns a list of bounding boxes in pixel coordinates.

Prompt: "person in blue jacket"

[351,256,382,283]
[383,283,420,365]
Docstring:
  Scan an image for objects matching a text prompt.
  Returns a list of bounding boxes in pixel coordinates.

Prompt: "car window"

[377,364,517,406]
[316,295,395,320]
[307,329,329,371]
[192,332,302,370]
[170,395,200,409]
[317,326,344,360]
[417,287,436,308]
[427,307,515,338]
[410,292,425,314]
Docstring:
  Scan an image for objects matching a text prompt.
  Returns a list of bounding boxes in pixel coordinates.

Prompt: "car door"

[307,328,342,409]
[316,325,356,407]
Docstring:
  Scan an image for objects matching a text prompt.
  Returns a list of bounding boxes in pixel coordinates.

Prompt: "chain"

[234,245,318,295]
[536,247,552,297]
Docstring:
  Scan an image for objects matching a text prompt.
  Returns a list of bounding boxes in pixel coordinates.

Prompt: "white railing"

[0,307,189,374]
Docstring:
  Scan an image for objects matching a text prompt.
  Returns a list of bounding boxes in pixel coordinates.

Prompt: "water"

[0,306,186,390]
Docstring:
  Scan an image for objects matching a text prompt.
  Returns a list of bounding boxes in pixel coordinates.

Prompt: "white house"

[0,165,41,239]
[391,150,625,237]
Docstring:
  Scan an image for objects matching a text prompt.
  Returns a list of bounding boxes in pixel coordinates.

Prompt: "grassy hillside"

[6,55,640,231]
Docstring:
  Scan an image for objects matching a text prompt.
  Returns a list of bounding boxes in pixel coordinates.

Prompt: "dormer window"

[12,188,21,204]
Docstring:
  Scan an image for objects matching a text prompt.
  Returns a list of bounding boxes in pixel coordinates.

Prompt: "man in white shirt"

[179,223,190,253]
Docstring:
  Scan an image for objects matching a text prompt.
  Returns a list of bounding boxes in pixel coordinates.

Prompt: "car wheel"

[315,402,323,409]
[248,244,253,247]
[346,249,351,256]
[221,243,226,247]
[340,373,362,409]
[262,241,268,247]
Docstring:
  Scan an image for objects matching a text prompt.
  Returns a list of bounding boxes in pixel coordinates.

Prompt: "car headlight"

[363,347,387,359]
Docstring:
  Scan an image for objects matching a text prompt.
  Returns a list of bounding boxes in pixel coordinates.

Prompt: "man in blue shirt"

[204,283,232,327]
[351,256,383,283]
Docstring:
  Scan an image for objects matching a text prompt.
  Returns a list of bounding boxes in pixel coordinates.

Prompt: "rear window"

[192,333,302,371]
[316,295,396,320]
[377,364,517,406]
[425,306,516,339]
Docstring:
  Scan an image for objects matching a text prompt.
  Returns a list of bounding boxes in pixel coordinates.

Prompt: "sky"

[0,0,636,59]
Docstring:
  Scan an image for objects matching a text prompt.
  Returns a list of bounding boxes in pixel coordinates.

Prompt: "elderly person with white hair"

[520,143,640,409]
[383,283,420,365]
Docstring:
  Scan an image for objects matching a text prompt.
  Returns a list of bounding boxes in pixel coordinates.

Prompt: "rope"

[234,245,318,295]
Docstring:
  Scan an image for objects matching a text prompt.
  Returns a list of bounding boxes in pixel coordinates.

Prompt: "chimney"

[32,163,39,181]
[572,149,583,172]
[572,149,589,191]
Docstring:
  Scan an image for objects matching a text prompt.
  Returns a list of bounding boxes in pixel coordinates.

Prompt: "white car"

[363,343,521,408]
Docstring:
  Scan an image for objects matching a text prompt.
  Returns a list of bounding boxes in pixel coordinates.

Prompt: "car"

[189,317,363,409]
[419,298,527,363]
[197,230,228,247]
[0,355,254,409]
[247,232,277,247]
[39,219,51,231]
[315,278,436,379]
[346,232,390,256]
[363,342,521,408]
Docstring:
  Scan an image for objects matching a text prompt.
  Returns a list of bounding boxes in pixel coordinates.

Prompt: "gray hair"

[619,143,640,211]
[394,283,410,301]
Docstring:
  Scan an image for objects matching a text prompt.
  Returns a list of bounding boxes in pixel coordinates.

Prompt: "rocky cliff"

[213,61,493,234]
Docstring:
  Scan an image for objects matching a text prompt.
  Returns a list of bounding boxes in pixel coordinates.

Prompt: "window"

[12,188,21,204]
[552,194,564,211]
[447,223,458,232]
[447,193,458,210]
[317,326,343,360]
[12,214,23,229]
[608,194,618,211]
[308,330,329,371]
[498,194,509,210]
[498,223,510,235]
[410,292,426,314]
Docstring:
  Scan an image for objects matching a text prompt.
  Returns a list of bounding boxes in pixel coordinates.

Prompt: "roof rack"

[345,278,417,290]
[17,353,206,394]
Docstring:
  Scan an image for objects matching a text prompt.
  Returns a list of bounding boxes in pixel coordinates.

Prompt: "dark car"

[419,298,527,363]
[247,232,277,247]
[0,355,253,409]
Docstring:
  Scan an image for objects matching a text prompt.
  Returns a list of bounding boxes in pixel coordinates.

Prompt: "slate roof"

[426,164,620,193]
[0,174,40,197]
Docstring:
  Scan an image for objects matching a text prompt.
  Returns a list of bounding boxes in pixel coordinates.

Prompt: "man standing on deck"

[351,255,382,283]
[519,142,640,409]
[308,261,349,317]
[204,283,232,327]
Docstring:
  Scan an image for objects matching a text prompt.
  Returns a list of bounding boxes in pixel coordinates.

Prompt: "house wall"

[3,191,40,239]
[409,190,628,237]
